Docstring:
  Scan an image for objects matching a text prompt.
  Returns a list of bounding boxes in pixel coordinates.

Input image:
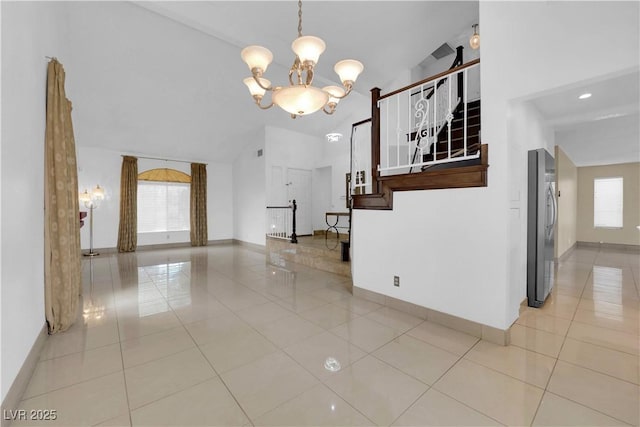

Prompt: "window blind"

[138,182,190,233]
[594,177,623,228]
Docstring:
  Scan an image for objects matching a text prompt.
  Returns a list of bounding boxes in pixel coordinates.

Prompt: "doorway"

[286,168,312,236]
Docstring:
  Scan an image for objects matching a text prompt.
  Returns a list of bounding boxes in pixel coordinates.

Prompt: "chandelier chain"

[298,0,302,37]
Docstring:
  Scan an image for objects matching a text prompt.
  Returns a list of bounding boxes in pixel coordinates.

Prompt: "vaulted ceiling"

[64,1,479,163]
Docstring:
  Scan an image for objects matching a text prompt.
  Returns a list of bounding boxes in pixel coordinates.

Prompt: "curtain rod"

[121,155,207,165]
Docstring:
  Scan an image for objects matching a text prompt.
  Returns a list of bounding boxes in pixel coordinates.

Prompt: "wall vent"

[431,43,454,60]
[257,149,263,157]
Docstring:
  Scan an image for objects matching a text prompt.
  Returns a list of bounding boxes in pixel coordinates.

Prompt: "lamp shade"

[79,190,91,203]
[92,185,105,200]
[334,59,364,84]
[469,33,480,50]
[243,77,271,98]
[291,36,326,64]
[272,85,329,116]
[241,45,273,73]
[323,85,345,104]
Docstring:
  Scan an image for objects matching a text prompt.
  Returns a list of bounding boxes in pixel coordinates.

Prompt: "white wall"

[232,128,266,246]
[482,0,638,326]
[314,116,363,232]
[312,167,333,231]
[352,1,639,331]
[506,101,555,307]
[0,1,69,402]
[352,46,509,330]
[264,126,328,233]
[61,1,260,164]
[555,146,578,258]
[411,29,481,102]
[77,147,233,249]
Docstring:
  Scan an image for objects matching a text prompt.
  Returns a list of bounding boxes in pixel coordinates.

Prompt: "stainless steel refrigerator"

[527,148,557,307]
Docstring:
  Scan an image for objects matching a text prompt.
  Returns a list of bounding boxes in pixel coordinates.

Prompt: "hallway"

[13,245,640,426]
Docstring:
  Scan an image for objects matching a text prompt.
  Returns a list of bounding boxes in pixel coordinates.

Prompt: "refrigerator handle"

[548,186,558,228]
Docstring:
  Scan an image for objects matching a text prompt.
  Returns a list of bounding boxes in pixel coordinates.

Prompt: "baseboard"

[353,286,510,346]
[577,241,640,252]
[81,239,235,255]
[81,246,118,255]
[232,239,266,254]
[208,239,234,246]
[1,323,48,427]
[556,242,577,262]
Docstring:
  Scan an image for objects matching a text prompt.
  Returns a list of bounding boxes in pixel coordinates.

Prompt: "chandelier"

[241,0,364,118]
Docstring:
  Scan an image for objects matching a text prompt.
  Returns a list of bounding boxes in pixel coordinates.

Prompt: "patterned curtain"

[44,59,82,334]
[190,163,208,246]
[117,156,138,252]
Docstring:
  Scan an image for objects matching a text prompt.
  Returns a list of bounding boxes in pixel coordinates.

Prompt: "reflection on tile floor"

[14,245,640,426]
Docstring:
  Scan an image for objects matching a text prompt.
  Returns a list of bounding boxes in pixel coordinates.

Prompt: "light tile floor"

[14,245,640,426]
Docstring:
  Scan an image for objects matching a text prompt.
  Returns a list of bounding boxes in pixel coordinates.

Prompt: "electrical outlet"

[393,276,400,287]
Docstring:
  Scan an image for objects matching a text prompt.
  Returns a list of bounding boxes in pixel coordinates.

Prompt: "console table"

[325,212,350,240]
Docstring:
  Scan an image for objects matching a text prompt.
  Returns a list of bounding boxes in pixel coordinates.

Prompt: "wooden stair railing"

[352,58,488,211]
[353,144,488,210]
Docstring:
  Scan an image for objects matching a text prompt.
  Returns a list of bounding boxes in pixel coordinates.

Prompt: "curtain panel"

[117,156,138,252]
[190,163,208,246]
[44,59,82,333]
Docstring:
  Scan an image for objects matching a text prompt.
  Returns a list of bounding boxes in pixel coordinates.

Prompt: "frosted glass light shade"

[291,36,326,64]
[241,45,273,73]
[334,59,364,84]
[92,185,105,200]
[243,77,271,97]
[469,33,480,50]
[323,85,345,104]
[79,190,91,203]
[272,85,329,116]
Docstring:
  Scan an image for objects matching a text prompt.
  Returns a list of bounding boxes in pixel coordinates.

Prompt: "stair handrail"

[409,47,464,172]
[378,60,478,102]
[370,58,480,191]
[265,200,297,244]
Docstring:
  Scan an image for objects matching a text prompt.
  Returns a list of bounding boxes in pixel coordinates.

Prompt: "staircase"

[419,98,481,170]
[351,57,488,210]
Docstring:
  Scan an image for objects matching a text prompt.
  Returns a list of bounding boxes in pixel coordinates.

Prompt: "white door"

[286,168,312,235]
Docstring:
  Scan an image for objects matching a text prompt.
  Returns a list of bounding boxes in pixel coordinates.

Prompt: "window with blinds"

[593,177,623,228]
[138,182,190,233]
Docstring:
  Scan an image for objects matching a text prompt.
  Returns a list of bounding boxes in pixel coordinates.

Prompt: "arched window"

[137,168,191,233]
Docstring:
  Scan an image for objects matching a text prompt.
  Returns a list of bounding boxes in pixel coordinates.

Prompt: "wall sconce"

[470,24,480,50]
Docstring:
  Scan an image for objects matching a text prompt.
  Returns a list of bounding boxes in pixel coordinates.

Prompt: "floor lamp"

[79,185,104,257]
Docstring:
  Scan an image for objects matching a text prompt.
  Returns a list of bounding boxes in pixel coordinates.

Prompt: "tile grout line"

[529,256,592,425]
[68,245,638,426]
[181,307,256,426]
[542,389,635,425]
[140,248,261,424]
[386,337,506,427]
[186,257,378,425]
[108,255,136,427]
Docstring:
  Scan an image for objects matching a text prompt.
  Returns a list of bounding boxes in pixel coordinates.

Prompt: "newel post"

[371,87,381,193]
[290,200,298,244]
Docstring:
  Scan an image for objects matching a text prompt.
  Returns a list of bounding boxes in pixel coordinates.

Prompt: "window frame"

[593,176,623,229]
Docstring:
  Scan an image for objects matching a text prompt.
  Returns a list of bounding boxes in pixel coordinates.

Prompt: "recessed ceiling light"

[326,133,343,143]
[578,93,592,100]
